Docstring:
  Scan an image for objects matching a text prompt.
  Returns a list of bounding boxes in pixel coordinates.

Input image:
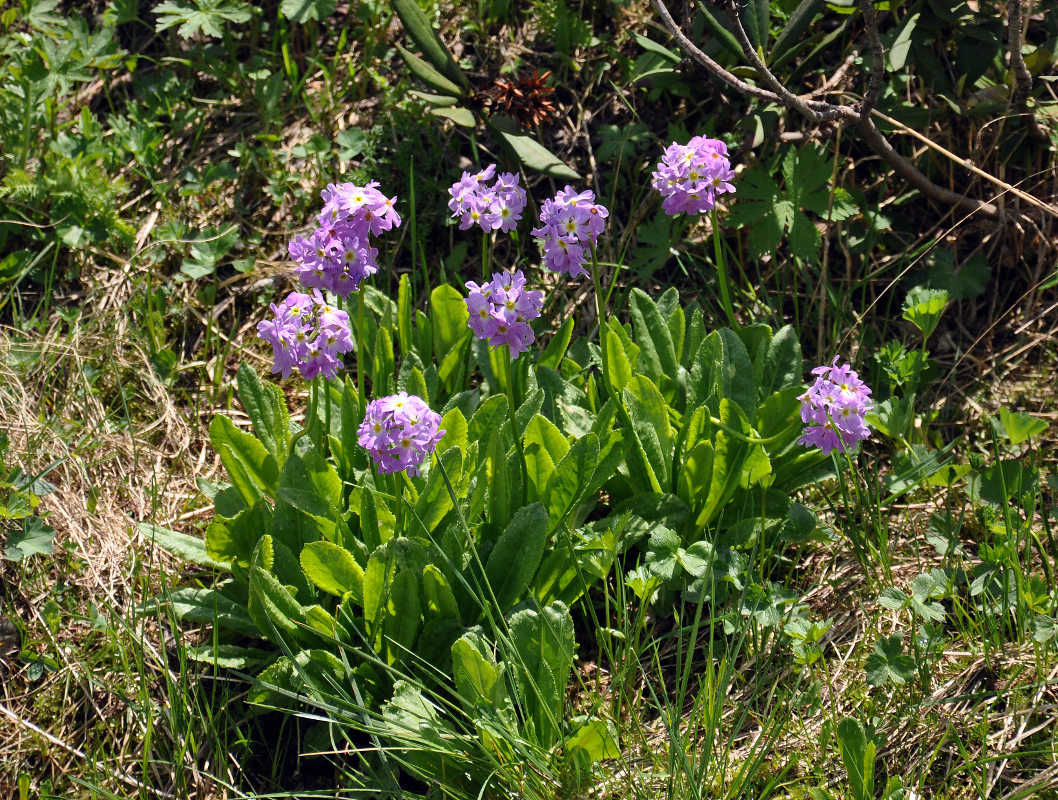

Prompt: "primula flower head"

[798,357,873,455]
[464,269,544,359]
[357,392,444,476]
[256,290,354,381]
[288,182,401,297]
[651,136,735,216]
[530,187,608,279]
[447,166,528,234]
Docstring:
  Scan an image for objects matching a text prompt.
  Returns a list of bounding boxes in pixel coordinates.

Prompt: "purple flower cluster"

[531,187,609,279]
[256,290,354,380]
[464,270,544,359]
[287,182,401,297]
[447,164,528,233]
[357,392,445,476]
[651,136,735,216]
[798,357,873,455]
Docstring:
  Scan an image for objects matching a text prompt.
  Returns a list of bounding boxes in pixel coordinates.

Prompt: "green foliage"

[902,285,949,340]
[865,634,917,686]
[153,0,253,38]
[727,146,856,262]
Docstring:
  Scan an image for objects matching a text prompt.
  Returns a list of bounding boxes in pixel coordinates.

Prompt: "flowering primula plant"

[531,187,608,279]
[287,181,401,296]
[798,357,873,455]
[651,136,735,216]
[464,269,544,359]
[447,165,528,233]
[256,290,354,380]
[358,392,445,476]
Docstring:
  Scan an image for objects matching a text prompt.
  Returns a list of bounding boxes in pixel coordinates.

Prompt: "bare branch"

[858,0,885,118]
[1008,0,1048,140]
[721,4,850,122]
[649,0,785,106]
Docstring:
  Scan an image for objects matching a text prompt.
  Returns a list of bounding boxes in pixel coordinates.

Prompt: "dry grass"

[0,261,227,798]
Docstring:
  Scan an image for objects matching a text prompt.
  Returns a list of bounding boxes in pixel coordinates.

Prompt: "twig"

[1008,0,1048,140]
[858,0,884,117]
[721,3,846,122]
[870,109,1058,220]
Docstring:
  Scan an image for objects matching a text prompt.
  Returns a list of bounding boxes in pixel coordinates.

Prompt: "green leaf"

[539,316,574,371]
[412,447,463,533]
[430,106,476,127]
[1033,614,1058,643]
[835,717,875,800]
[391,0,468,91]
[159,587,257,636]
[451,631,503,707]
[632,32,681,63]
[628,288,679,384]
[623,375,673,490]
[279,0,335,23]
[488,118,579,180]
[727,146,847,262]
[695,2,743,59]
[877,587,908,611]
[771,0,824,65]
[865,634,916,686]
[383,570,421,665]
[762,325,803,395]
[210,415,278,505]
[677,439,714,512]
[718,328,757,421]
[887,12,919,71]
[430,284,470,364]
[4,517,56,561]
[206,498,270,568]
[237,363,290,465]
[509,602,575,748]
[997,407,1048,445]
[484,503,549,613]
[154,0,252,38]
[524,414,570,465]
[565,717,620,763]
[645,527,681,581]
[140,523,231,571]
[902,286,949,340]
[545,433,599,526]
[697,399,750,526]
[487,428,513,528]
[422,564,460,623]
[247,536,307,647]
[300,541,364,603]
[603,323,634,392]
[184,643,274,670]
[396,43,463,96]
[468,394,508,446]
[437,406,469,458]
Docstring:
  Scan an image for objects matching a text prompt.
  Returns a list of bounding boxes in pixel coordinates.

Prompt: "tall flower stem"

[356,287,367,413]
[481,230,490,281]
[502,347,528,506]
[590,244,619,406]
[308,376,320,449]
[710,208,738,330]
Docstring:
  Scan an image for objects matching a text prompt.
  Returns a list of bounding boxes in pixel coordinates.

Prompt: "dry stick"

[722,3,846,122]
[869,109,1058,221]
[1008,0,1048,141]
[650,0,1029,224]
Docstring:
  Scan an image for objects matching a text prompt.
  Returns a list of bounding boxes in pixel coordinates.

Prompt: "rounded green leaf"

[300,540,364,604]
